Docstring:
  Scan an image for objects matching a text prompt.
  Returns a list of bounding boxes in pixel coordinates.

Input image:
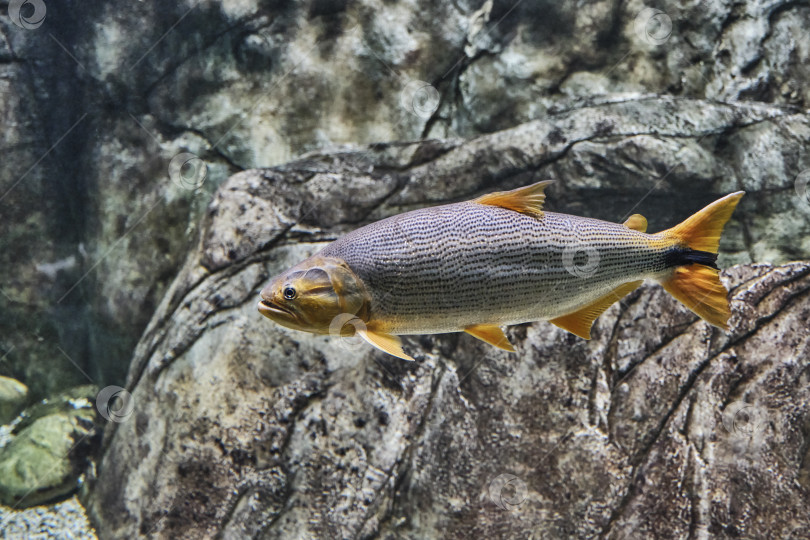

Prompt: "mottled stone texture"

[3,0,810,400]
[86,138,810,537]
[1,0,809,536]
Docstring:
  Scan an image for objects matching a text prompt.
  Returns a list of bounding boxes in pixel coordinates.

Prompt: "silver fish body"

[320,201,673,334]
[259,181,743,360]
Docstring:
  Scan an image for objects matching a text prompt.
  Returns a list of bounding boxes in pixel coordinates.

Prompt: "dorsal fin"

[623,214,648,232]
[473,180,553,218]
[549,280,643,339]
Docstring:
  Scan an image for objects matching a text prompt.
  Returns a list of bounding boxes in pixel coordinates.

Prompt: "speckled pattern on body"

[321,201,677,334]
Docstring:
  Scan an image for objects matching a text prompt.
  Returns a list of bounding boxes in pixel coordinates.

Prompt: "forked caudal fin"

[655,191,745,329]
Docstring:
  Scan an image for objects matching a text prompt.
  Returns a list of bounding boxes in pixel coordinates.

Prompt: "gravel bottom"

[0,495,97,539]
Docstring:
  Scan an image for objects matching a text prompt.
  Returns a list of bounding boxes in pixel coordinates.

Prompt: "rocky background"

[1,0,809,538]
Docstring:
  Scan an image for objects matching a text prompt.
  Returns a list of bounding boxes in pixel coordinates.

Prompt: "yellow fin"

[623,214,648,232]
[652,192,743,329]
[660,266,730,329]
[464,324,516,352]
[357,328,414,361]
[657,192,744,253]
[549,280,643,339]
[473,180,553,218]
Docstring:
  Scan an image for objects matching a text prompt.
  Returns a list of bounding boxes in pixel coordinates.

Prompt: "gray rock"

[0,376,28,425]
[84,134,810,537]
[12,385,99,432]
[4,0,810,406]
[1,0,809,535]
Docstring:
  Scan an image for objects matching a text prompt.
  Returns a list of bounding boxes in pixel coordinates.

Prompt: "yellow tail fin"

[656,192,744,329]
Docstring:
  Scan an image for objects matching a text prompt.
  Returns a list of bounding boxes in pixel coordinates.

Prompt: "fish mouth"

[257,299,294,319]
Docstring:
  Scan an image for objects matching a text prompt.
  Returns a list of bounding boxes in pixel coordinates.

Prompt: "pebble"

[1,417,97,539]
[0,495,97,539]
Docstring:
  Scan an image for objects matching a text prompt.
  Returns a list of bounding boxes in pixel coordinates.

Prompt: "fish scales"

[320,201,672,334]
[259,182,744,360]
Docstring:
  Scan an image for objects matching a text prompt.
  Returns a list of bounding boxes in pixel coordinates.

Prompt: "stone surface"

[0,386,99,508]
[2,0,810,536]
[4,0,810,403]
[11,385,100,433]
[84,139,810,537]
[0,376,28,425]
[0,495,98,540]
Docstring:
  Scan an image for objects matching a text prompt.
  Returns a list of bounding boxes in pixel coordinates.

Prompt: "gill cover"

[259,256,416,361]
[258,256,369,334]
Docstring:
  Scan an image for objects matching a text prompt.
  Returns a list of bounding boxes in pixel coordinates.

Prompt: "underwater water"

[2,1,810,538]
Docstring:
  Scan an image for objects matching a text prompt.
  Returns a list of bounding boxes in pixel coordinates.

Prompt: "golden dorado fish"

[258,182,743,360]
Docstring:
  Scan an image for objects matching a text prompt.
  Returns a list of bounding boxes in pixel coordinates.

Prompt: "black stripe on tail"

[664,247,719,270]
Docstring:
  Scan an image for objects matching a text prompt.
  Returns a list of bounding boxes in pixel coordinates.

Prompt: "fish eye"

[283,287,296,300]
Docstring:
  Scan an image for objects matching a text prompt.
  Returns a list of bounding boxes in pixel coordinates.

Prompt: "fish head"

[258,256,369,334]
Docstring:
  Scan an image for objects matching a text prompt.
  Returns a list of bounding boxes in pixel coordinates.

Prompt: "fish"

[258,181,744,361]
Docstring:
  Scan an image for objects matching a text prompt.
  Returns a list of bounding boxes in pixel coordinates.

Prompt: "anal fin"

[358,328,414,361]
[549,280,643,339]
[464,324,516,352]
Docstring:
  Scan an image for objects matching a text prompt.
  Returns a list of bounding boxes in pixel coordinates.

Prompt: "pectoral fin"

[473,180,553,218]
[357,328,414,361]
[465,324,516,352]
[549,280,643,339]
